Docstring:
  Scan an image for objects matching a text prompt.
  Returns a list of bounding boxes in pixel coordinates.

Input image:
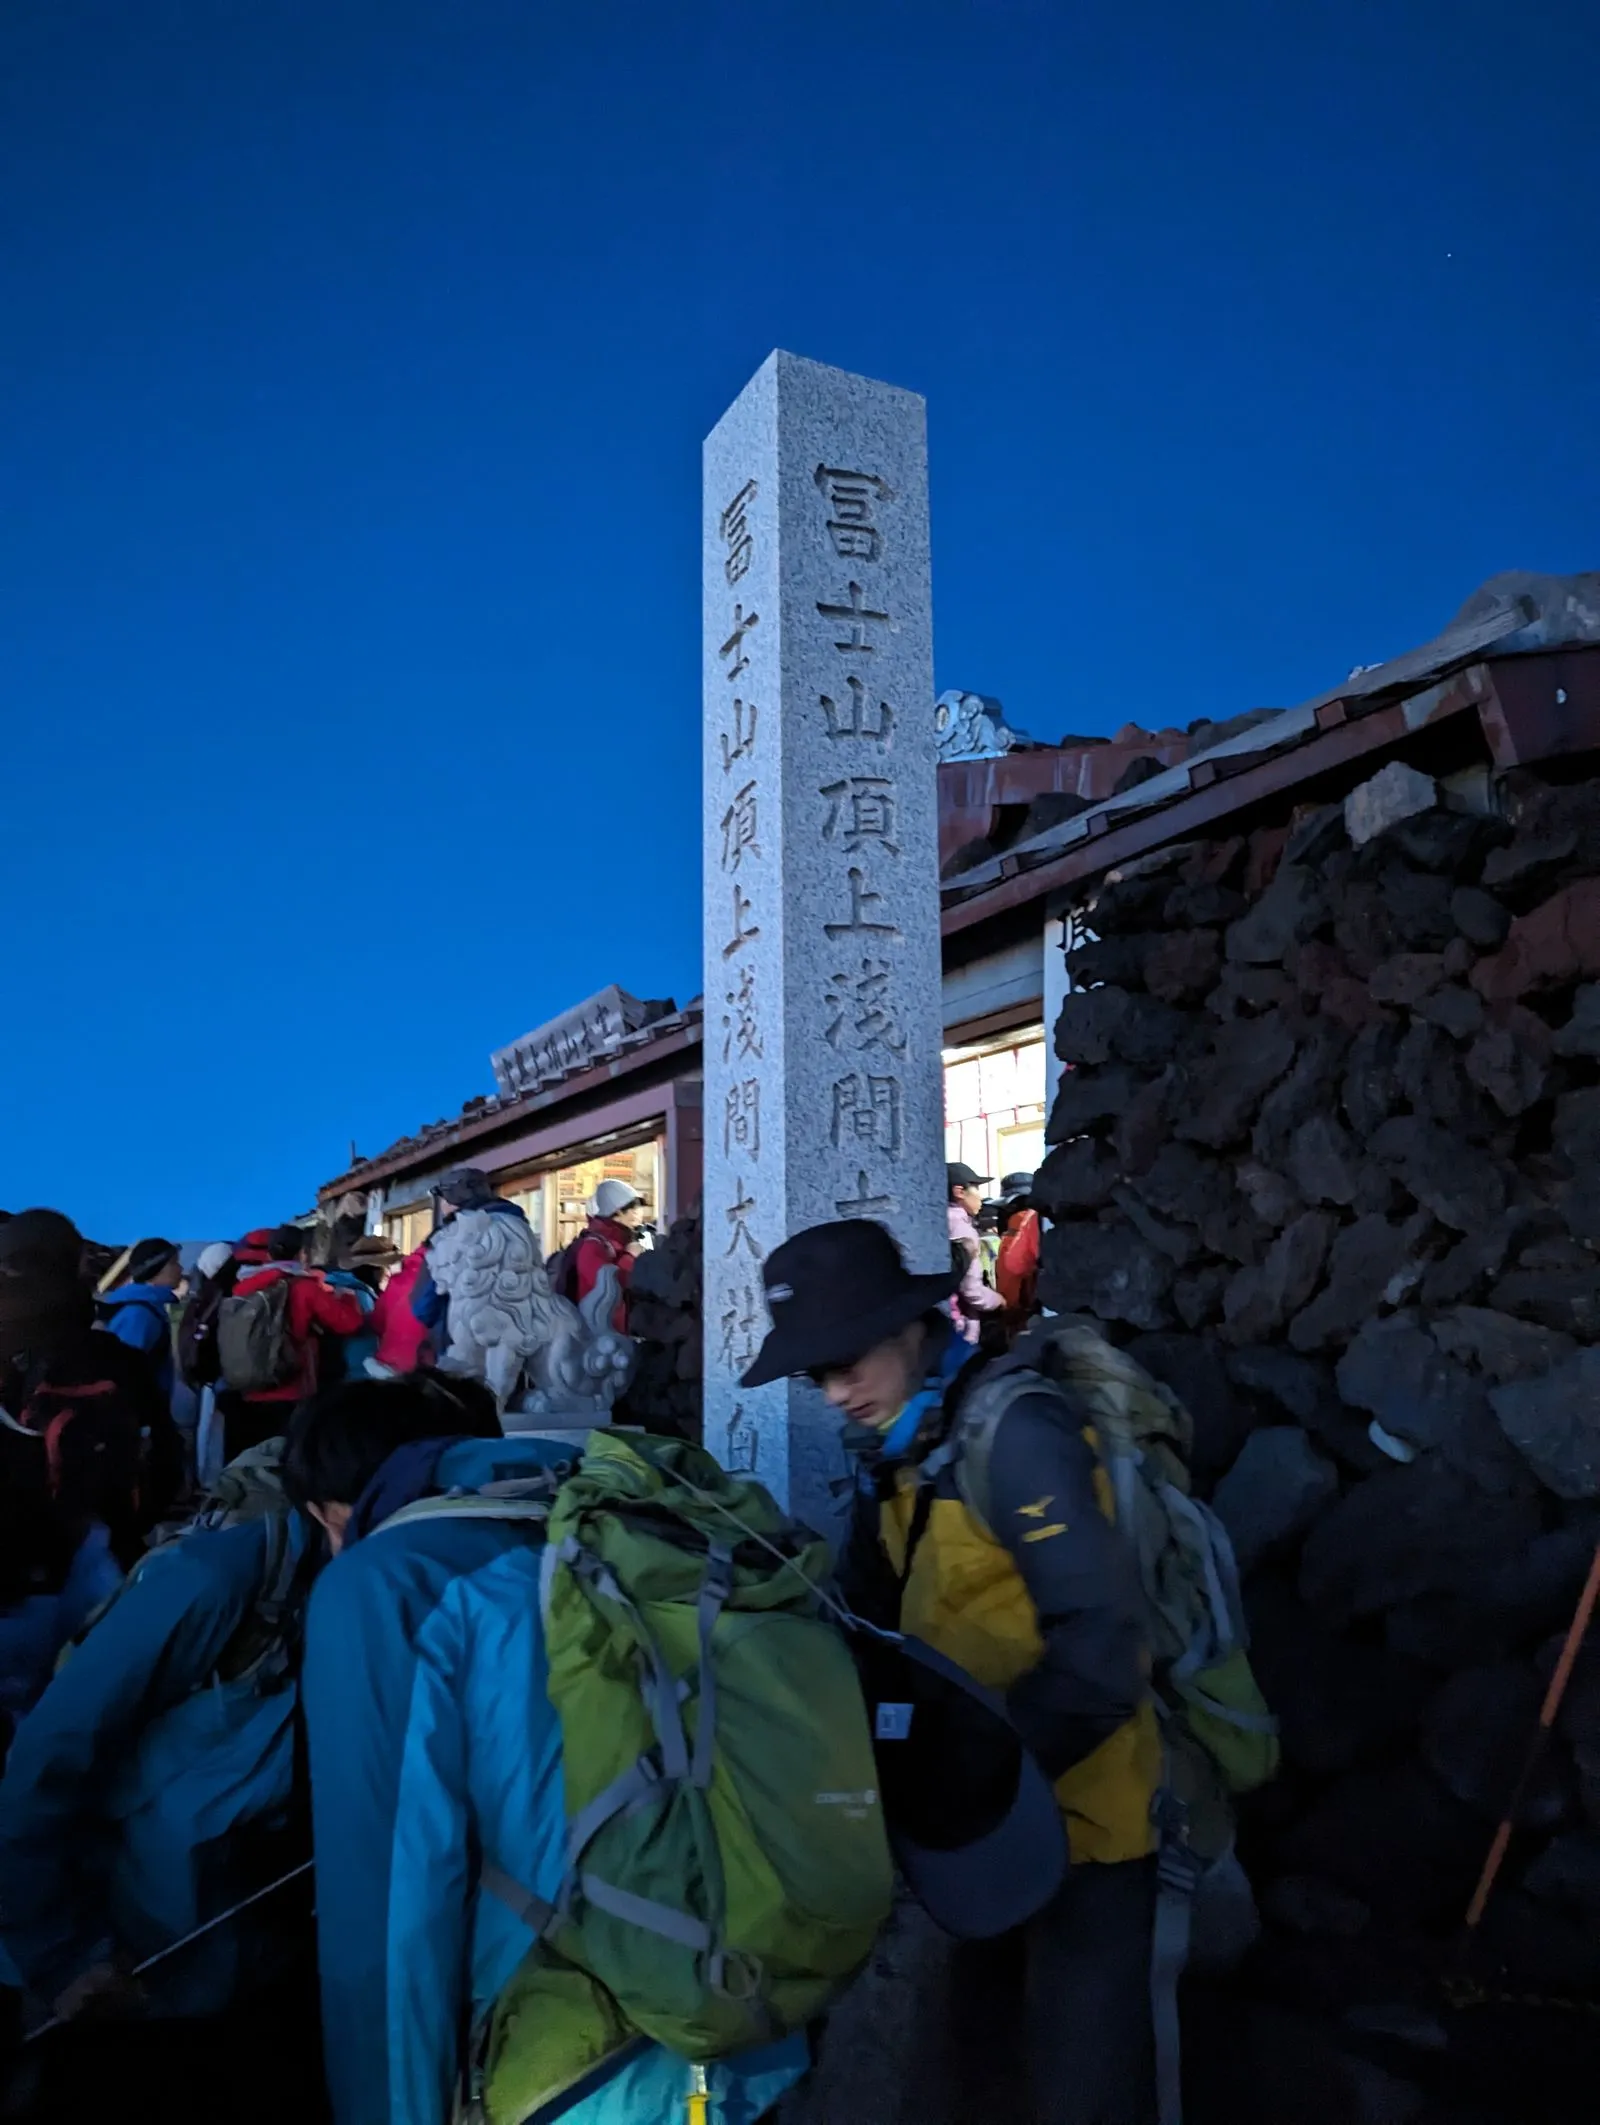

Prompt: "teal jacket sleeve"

[303,1541,473,2125]
[0,1523,266,1998]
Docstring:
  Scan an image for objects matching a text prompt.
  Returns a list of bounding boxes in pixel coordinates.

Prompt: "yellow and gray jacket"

[842,1338,1161,1867]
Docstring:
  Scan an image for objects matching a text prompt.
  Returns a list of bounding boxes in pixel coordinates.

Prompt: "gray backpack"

[217,1278,300,1394]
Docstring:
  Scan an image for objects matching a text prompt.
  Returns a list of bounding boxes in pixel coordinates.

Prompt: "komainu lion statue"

[425,1208,635,1421]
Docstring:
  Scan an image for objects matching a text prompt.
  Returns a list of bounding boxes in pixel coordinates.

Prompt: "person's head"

[591,1179,647,1232]
[195,1241,235,1287]
[946,1163,990,1221]
[0,1209,91,1364]
[343,1234,399,1291]
[283,1372,502,1553]
[127,1237,183,1290]
[740,1219,961,1429]
[268,1224,311,1265]
[432,1168,495,1220]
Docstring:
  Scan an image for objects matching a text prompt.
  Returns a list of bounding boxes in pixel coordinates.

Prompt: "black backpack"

[93,1296,173,1382]
[177,1278,232,1389]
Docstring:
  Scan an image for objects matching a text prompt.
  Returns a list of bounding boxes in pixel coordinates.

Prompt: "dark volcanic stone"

[1213,1428,1339,1570]
[1112,1065,1182,1175]
[1422,1662,1566,1825]
[1298,1458,1540,1623]
[1523,1832,1600,1917]
[1271,1761,1485,1927]
[1369,1115,1506,1232]
[1369,952,1448,1007]
[1235,1162,1302,1229]
[1390,808,1508,875]
[1036,1221,1172,1329]
[1261,1875,1372,1939]
[1089,867,1175,933]
[1554,1085,1600,1170]
[1420,1212,1521,1308]
[1247,1577,1428,1776]
[1489,1266,1600,1341]
[1225,862,1327,967]
[1286,1113,1360,1207]
[1464,1011,1550,1117]
[1451,883,1511,949]
[1177,1013,1297,1149]
[1143,927,1222,1004]
[1553,983,1600,1059]
[1164,879,1247,928]
[1207,964,1297,1020]
[1289,1214,1429,1352]
[1112,1185,1197,1267]
[1472,878,1600,999]
[1252,1020,1348,1167]
[1335,1318,1492,1456]
[1173,1264,1229,1330]
[1126,1331,1251,1482]
[1128,1141,1221,1226]
[1378,864,1457,951]
[1053,986,1134,1066]
[1046,1065,1135,1142]
[1413,983,1485,1040]
[1222,1212,1335,1345]
[1067,933,1152,990]
[1341,1021,1405,1139]
[1491,1349,1600,1498]
[1432,1306,1577,1386]
[1226,1344,1329,1425]
[1032,1135,1121,1215]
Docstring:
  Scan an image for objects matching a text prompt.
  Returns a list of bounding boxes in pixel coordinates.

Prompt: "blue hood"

[348,1433,581,1543]
[103,1283,176,1311]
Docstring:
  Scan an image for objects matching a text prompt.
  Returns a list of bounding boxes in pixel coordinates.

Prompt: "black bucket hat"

[739,1219,960,1389]
[851,1630,1068,1938]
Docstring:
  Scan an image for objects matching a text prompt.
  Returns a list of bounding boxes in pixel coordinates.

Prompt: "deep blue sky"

[4,1,1596,1241]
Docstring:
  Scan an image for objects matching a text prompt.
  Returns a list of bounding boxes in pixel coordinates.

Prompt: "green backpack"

[384,1433,893,2114]
[952,1321,1279,1856]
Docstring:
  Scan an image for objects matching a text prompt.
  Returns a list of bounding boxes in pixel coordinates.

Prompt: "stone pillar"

[702,351,947,1528]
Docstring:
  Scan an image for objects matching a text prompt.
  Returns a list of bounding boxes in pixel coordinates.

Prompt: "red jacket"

[573,1217,636,1334]
[995,1208,1042,1314]
[233,1263,369,1402]
[370,1249,432,1374]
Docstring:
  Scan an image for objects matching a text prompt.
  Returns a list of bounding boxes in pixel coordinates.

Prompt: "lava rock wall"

[1036,762,1600,2025]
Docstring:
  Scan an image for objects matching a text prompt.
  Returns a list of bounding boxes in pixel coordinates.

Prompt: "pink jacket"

[948,1202,1003,1343]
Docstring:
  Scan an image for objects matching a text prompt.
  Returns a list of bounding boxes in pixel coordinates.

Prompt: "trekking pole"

[1461,1538,1600,1939]
[23,1859,314,2045]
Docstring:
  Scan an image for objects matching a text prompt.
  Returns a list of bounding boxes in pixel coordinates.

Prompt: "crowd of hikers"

[0,1166,1278,2125]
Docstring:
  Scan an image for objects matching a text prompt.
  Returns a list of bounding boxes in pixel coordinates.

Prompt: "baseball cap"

[853,1630,1067,1939]
[946,1162,992,1191]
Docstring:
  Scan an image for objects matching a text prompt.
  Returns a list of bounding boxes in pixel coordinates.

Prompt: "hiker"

[0,1442,322,2037]
[946,1162,1004,1344]
[0,1209,183,1569]
[215,1226,369,1464]
[409,1167,529,1360]
[318,1238,393,1386]
[572,1177,648,1331]
[99,1237,184,1398]
[994,1170,1043,1323]
[411,1169,541,1407]
[287,1376,822,2125]
[741,1218,1160,2125]
[366,1241,432,1375]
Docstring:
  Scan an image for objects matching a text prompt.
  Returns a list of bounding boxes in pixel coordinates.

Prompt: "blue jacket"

[302,1435,807,2125]
[100,1282,177,1400]
[0,1515,311,2014]
[323,1270,380,1381]
[0,1526,123,1743]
